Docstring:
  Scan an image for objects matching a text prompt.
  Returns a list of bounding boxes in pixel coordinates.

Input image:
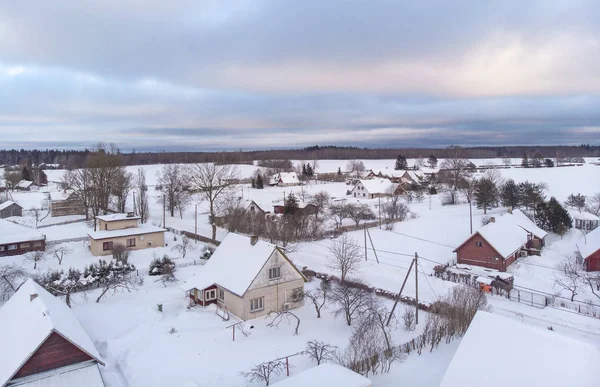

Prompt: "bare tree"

[346,203,376,227]
[303,280,331,318]
[135,168,150,223]
[330,281,372,326]
[267,310,301,335]
[62,169,92,220]
[172,235,193,258]
[439,146,470,192]
[309,191,331,219]
[381,194,409,227]
[157,164,189,218]
[25,250,46,270]
[329,202,350,228]
[112,169,134,213]
[160,263,177,286]
[29,206,48,228]
[0,264,28,299]
[87,144,126,226]
[111,243,129,264]
[305,340,337,365]
[554,258,582,302]
[50,246,71,265]
[96,265,143,303]
[346,160,366,178]
[187,163,240,242]
[585,192,600,216]
[401,307,416,331]
[5,171,21,191]
[327,234,361,282]
[240,360,286,386]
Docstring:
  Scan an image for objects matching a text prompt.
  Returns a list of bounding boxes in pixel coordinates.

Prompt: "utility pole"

[364,225,368,261]
[162,194,166,229]
[194,204,198,243]
[415,252,419,325]
[386,257,415,326]
[378,197,381,228]
[469,199,473,234]
[429,192,432,210]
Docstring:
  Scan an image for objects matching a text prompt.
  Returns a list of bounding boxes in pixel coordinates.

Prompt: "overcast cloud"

[1,0,600,150]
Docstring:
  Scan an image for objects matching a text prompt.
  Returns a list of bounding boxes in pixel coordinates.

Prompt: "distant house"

[496,209,548,249]
[271,363,372,387]
[401,170,425,185]
[0,279,105,387]
[183,233,307,321]
[16,180,37,191]
[38,163,62,170]
[350,178,404,199]
[577,227,600,271]
[49,190,86,217]
[0,219,46,257]
[269,172,301,187]
[273,200,318,216]
[87,213,165,256]
[0,201,23,219]
[453,219,529,271]
[572,211,599,232]
[440,311,600,387]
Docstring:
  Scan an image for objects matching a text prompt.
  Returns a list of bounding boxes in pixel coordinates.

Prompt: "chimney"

[30,293,38,302]
[489,217,495,223]
[250,235,259,246]
[508,207,513,214]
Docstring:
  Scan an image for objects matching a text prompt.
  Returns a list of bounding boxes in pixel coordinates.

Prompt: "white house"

[571,211,600,232]
[440,311,600,387]
[269,172,301,187]
[350,178,403,199]
[271,363,372,387]
[0,279,105,387]
[183,233,307,320]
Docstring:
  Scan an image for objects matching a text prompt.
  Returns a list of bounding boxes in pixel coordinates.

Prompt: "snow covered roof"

[96,213,140,222]
[496,209,548,240]
[17,180,34,188]
[88,224,165,240]
[577,227,600,259]
[49,190,74,202]
[271,363,372,387]
[271,172,300,185]
[571,211,600,221]
[0,219,45,245]
[0,279,103,386]
[403,170,424,183]
[0,200,21,211]
[440,311,600,387]
[185,233,300,297]
[456,221,528,259]
[355,178,398,195]
[13,363,105,387]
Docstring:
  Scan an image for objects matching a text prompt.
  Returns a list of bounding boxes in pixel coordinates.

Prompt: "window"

[218,289,225,301]
[205,289,216,300]
[363,193,366,197]
[8,244,17,251]
[20,243,30,249]
[105,223,108,230]
[250,206,255,212]
[33,241,42,247]
[102,241,114,251]
[289,287,303,302]
[126,238,136,247]
[269,267,281,280]
[0,246,4,252]
[475,241,483,247]
[250,297,264,312]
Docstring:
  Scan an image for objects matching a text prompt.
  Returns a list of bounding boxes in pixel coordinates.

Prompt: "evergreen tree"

[518,181,545,210]
[306,163,314,177]
[427,155,438,169]
[38,169,48,185]
[284,192,299,215]
[500,179,520,208]
[302,164,307,176]
[256,173,264,189]
[22,166,31,181]
[544,158,554,168]
[251,178,256,189]
[565,193,586,212]
[531,152,543,168]
[395,154,408,170]
[474,178,499,214]
[521,153,529,168]
[337,167,342,176]
[546,197,572,235]
[534,201,549,230]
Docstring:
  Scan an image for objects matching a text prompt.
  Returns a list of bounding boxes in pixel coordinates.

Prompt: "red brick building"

[454,220,529,272]
[0,279,105,386]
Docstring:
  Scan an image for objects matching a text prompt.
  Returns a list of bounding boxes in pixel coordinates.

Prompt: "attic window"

[269,267,281,280]
[475,241,483,247]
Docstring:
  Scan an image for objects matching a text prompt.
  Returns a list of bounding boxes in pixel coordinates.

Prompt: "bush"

[202,248,214,260]
[112,243,129,264]
[149,256,176,276]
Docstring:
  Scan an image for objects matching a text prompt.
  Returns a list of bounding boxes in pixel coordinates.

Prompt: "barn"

[0,279,105,386]
[577,227,600,271]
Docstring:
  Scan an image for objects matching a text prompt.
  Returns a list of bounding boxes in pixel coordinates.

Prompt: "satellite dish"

[140,235,145,240]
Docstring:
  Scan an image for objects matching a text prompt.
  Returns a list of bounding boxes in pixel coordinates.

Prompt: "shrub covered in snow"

[149,255,176,276]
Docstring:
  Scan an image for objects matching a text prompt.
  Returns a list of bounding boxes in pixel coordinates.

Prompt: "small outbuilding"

[577,227,600,271]
[88,213,165,256]
[271,363,372,387]
[0,201,23,219]
[572,211,599,232]
[49,190,86,217]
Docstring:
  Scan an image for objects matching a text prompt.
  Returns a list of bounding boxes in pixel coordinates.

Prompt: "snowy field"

[2,158,600,386]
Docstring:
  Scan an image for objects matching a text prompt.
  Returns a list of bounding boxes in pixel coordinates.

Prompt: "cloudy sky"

[1,1,600,151]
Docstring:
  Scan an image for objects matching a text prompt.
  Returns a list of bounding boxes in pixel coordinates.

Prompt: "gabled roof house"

[454,219,529,272]
[183,233,307,320]
[269,172,301,187]
[0,201,23,219]
[577,227,600,272]
[0,279,105,387]
[496,209,548,249]
[350,178,403,199]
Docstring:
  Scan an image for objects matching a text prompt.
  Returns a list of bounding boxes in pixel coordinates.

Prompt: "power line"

[385,229,456,249]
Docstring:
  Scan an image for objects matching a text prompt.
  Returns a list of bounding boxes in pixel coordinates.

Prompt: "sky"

[1,0,600,151]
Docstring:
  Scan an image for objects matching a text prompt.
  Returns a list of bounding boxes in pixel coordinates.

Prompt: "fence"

[165,227,221,246]
[549,298,600,318]
[46,236,88,246]
[37,218,87,229]
[506,288,547,309]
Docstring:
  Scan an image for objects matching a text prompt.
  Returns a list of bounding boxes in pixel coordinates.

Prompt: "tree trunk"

[96,287,110,303]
